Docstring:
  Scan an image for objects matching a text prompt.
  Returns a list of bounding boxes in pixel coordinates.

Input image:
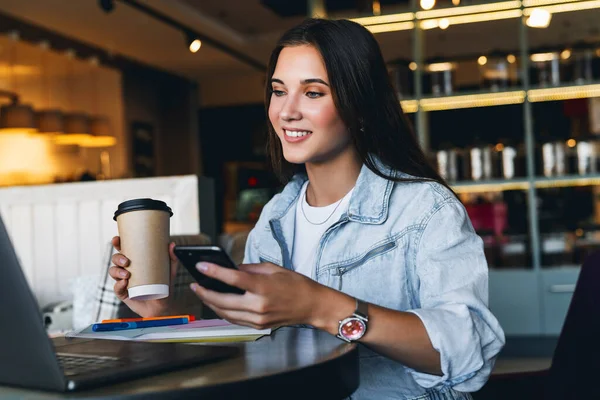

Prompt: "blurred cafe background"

[1,0,600,361]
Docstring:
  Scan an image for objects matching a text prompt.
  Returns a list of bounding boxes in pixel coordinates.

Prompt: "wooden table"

[0,327,359,399]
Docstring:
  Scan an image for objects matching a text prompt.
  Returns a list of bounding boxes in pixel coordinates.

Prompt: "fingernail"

[196,262,208,272]
[119,256,127,265]
[120,270,128,278]
[190,283,198,291]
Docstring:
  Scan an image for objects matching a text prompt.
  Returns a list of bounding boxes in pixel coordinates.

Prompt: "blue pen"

[92,317,188,332]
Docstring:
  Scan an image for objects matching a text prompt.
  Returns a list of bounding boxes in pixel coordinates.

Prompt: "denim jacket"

[243,161,505,400]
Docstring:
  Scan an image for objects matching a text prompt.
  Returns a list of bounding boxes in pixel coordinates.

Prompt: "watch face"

[339,317,366,341]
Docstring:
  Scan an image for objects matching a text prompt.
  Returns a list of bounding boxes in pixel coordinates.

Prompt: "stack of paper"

[66,319,271,343]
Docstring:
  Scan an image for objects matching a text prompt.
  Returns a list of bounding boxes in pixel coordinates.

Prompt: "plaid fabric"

[93,234,214,321]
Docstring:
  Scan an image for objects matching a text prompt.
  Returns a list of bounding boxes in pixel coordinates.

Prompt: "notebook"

[67,319,271,343]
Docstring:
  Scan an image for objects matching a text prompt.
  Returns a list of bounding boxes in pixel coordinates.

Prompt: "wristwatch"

[337,298,369,342]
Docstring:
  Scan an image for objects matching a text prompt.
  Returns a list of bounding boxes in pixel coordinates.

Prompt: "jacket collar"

[269,157,396,225]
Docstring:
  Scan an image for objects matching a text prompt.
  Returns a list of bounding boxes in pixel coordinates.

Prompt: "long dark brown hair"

[265,18,452,193]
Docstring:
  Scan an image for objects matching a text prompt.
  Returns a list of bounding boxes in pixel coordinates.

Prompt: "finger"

[168,242,178,282]
[113,279,129,301]
[111,236,121,252]
[203,303,273,330]
[238,263,281,275]
[190,283,250,311]
[196,262,255,291]
[111,253,130,268]
[109,266,130,280]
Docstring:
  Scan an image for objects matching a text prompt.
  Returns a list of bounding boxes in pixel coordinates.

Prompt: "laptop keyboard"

[56,353,127,377]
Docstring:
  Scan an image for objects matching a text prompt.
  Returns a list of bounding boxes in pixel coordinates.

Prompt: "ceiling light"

[452,0,461,5]
[421,0,436,10]
[0,103,38,134]
[526,8,552,28]
[80,116,116,148]
[189,39,201,53]
[55,113,91,145]
[560,49,571,59]
[186,31,202,53]
[478,56,488,65]
[36,110,64,135]
[507,54,517,63]
[439,18,450,29]
[409,62,417,71]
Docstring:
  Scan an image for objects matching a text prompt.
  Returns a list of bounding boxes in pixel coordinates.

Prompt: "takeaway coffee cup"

[113,198,173,300]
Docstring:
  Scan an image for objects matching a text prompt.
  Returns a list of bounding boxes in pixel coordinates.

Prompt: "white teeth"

[284,130,311,138]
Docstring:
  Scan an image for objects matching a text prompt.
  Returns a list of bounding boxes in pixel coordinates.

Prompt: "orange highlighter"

[102,315,195,323]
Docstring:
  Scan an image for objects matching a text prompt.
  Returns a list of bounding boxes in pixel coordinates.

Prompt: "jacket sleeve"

[406,199,505,392]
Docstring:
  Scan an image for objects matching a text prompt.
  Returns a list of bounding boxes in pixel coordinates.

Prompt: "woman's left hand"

[190,261,325,330]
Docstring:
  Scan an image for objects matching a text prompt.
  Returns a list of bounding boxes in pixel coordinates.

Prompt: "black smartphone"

[173,245,245,295]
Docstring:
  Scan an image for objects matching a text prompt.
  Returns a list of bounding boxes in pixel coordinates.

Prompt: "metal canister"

[493,142,519,179]
[575,138,597,175]
[566,42,594,85]
[541,140,568,177]
[436,148,464,182]
[530,50,562,87]
[469,144,494,181]
[388,59,414,100]
[425,60,456,96]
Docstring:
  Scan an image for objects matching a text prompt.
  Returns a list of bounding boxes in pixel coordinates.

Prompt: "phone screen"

[174,245,245,295]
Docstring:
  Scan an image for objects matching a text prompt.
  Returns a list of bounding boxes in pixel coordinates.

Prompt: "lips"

[282,128,312,143]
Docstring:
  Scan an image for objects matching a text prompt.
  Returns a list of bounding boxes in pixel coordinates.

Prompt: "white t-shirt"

[292,181,354,278]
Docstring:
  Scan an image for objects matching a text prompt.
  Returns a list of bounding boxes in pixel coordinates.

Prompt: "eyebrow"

[270,78,329,87]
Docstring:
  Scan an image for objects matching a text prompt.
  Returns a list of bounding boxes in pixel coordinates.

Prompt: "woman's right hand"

[108,236,179,318]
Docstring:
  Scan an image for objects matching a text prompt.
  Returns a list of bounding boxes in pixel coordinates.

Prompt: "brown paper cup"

[114,199,173,301]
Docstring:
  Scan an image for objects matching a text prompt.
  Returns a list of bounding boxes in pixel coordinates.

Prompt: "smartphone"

[173,245,245,295]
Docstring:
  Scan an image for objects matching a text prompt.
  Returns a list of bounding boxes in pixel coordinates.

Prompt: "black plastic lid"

[113,198,173,220]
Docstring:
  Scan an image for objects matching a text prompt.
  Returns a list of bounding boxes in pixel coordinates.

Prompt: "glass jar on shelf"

[563,42,595,85]
[424,58,456,96]
[529,48,565,87]
[387,58,414,100]
[478,50,516,92]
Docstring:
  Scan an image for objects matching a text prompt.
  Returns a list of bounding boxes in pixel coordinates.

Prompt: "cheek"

[309,102,346,135]
[268,101,279,128]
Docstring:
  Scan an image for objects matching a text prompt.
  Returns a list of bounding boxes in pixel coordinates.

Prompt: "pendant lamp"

[80,58,116,148]
[0,31,38,135]
[54,49,91,146]
[55,112,91,145]
[35,41,64,136]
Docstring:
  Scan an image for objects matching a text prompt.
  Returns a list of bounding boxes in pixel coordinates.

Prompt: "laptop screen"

[0,215,66,391]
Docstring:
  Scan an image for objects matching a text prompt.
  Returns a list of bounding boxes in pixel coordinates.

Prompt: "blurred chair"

[544,249,600,399]
[474,250,600,399]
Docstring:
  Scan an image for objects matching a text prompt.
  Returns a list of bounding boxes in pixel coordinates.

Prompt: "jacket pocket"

[332,240,397,284]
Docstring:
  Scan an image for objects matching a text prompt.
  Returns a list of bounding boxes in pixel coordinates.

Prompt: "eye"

[306,91,324,99]
[271,89,285,97]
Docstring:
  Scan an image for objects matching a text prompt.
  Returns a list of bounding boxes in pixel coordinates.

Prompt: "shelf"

[352,0,598,33]
[534,174,600,189]
[399,82,600,113]
[452,179,529,193]
[451,174,600,193]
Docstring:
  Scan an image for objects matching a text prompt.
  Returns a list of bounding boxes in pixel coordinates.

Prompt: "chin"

[282,150,311,165]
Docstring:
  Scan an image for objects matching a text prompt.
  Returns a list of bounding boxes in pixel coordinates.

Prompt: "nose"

[280,94,302,122]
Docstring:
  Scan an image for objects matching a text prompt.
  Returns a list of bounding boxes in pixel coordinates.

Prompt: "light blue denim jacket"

[243,161,506,400]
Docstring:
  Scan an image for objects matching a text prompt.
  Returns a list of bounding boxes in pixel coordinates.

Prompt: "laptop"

[0,215,238,392]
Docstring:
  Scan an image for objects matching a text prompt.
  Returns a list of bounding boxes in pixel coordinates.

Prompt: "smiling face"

[268,45,353,166]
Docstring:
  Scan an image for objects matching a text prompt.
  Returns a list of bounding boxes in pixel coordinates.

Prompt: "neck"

[304,149,362,207]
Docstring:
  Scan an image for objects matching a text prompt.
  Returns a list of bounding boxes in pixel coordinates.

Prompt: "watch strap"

[355,298,369,321]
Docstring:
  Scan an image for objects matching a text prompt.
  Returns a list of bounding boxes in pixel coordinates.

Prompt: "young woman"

[110,18,504,399]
